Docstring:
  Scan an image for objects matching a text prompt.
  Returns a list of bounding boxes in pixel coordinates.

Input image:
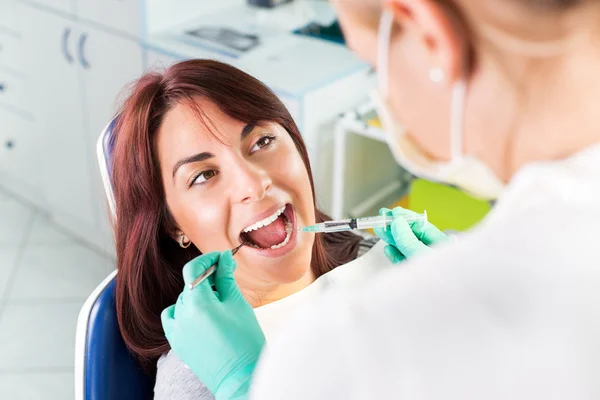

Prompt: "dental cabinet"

[0,0,373,255]
[2,0,144,255]
[0,0,39,213]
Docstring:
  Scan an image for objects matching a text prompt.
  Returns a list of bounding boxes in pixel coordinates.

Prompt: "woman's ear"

[174,230,192,249]
[385,0,468,83]
[172,230,183,243]
[167,216,187,246]
[164,209,184,243]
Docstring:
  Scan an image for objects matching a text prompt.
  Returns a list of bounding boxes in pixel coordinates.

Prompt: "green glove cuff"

[384,245,405,264]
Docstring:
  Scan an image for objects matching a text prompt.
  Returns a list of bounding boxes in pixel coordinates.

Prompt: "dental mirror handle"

[188,242,246,290]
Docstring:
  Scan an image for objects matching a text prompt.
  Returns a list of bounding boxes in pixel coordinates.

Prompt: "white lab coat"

[250,143,600,400]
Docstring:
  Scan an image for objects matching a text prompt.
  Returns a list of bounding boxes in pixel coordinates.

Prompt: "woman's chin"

[238,239,314,283]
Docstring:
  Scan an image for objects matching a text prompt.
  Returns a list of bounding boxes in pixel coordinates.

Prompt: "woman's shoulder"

[154,351,214,400]
[357,235,380,257]
[317,235,388,290]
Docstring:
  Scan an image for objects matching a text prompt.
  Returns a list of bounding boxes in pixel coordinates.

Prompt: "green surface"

[408,179,492,232]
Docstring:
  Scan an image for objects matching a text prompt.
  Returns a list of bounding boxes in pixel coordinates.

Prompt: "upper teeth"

[243,206,286,233]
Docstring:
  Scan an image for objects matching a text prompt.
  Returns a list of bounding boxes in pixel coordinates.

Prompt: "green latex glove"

[161,251,264,400]
[373,207,448,263]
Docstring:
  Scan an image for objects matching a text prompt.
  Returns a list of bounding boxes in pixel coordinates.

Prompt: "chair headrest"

[97,117,119,218]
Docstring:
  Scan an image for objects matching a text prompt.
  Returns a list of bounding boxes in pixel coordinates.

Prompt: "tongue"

[246,215,287,249]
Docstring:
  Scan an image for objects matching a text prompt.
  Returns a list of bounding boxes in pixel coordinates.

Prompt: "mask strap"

[378,10,467,162]
[450,80,467,160]
[377,11,394,99]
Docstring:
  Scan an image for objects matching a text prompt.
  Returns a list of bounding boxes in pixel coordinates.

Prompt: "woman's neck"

[240,269,316,308]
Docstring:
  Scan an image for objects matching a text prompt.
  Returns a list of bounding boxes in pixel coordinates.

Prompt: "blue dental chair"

[74,118,154,400]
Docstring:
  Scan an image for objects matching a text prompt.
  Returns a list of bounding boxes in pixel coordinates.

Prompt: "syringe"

[300,211,428,233]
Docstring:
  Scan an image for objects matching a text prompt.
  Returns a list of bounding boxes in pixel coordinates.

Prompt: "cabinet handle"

[62,27,74,64]
[0,83,4,92]
[78,33,90,69]
[5,140,14,149]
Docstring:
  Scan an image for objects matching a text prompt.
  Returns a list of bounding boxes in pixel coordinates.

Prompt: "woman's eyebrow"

[241,123,256,140]
[172,152,214,181]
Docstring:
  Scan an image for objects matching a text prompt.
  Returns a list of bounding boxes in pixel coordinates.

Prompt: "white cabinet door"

[79,25,143,251]
[28,0,75,15]
[0,0,19,32]
[0,108,42,205]
[0,108,14,177]
[79,27,143,136]
[0,32,22,72]
[0,71,25,110]
[77,0,141,38]
[20,6,95,229]
[0,108,25,179]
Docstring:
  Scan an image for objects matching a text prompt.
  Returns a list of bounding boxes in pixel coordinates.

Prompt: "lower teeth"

[270,220,292,249]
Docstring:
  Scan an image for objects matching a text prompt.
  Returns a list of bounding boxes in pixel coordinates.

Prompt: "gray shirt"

[154,238,380,400]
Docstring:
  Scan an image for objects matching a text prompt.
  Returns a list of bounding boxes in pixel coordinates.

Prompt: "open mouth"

[240,204,295,253]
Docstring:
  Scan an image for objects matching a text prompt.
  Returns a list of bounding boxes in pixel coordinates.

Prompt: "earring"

[429,67,445,83]
[178,234,191,249]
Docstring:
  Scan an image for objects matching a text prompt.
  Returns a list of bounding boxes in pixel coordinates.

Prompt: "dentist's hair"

[111,59,363,376]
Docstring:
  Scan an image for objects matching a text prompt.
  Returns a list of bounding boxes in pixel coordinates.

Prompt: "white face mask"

[371,11,506,200]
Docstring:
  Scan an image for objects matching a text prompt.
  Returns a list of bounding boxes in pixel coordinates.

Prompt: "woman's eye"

[250,135,276,153]
[191,170,218,186]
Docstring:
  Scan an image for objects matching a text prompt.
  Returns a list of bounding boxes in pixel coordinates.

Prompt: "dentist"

[162,0,600,398]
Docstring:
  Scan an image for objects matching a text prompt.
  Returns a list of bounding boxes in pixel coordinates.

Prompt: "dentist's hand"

[161,251,264,400]
[374,207,448,263]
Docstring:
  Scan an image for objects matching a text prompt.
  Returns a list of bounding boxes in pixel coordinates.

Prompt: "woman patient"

[111,59,392,399]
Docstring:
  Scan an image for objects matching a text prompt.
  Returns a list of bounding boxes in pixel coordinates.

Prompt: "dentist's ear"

[384,0,469,83]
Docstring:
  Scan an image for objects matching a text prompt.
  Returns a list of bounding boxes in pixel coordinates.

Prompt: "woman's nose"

[234,164,272,204]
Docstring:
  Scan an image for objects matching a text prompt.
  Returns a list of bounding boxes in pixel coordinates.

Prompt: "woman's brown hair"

[111,59,363,376]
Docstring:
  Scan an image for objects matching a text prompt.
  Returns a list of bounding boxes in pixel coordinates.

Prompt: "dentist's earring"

[178,234,191,249]
[429,67,445,83]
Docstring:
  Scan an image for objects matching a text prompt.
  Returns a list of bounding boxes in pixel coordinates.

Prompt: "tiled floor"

[0,188,115,399]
